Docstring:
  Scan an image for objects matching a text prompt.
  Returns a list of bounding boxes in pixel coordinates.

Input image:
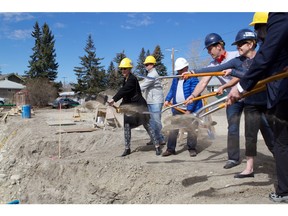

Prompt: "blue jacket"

[165,77,203,114]
[240,13,288,109]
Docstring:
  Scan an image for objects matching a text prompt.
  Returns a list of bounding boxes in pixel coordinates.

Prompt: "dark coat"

[113,73,149,128]
[239,12,288,109]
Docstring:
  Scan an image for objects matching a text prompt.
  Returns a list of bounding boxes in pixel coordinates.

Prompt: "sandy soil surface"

[0,99,277,205]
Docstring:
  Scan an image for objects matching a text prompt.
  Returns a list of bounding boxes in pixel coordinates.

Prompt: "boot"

[155,146,162,156]
[121,148,131,157]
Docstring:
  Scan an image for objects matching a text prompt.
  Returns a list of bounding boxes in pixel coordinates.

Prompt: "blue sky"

[0,0,280,85]
[0,12,255,84]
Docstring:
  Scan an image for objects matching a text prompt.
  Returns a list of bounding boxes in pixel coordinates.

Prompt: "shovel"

[161,91,219,113]
[136,71,225,80]
[97,93,121,113]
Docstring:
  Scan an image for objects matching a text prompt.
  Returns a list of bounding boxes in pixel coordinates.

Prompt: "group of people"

[108,12,288,203]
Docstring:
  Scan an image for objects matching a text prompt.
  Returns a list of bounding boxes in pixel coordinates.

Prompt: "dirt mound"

[0,104,276,204]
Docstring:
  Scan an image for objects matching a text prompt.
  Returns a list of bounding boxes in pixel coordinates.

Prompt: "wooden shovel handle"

[184,71,225,78]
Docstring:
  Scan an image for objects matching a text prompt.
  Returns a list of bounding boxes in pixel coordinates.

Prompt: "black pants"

[244,104,274,156]
[267,100,288,196]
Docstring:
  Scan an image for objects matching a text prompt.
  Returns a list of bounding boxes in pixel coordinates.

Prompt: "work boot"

[155,146,162,156]
[121,148,131,157]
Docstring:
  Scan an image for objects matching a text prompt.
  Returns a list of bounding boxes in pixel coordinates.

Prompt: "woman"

[108,57,161,157]
[187,29,274,178]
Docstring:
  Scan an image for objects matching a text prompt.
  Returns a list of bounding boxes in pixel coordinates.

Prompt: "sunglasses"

[236,41,249,47]
[121,68,129,71]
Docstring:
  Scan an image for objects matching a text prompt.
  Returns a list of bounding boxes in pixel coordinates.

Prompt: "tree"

[110,51,126,90]
[152,45,167,76]
[135,48,146,77]
[40,23,58,81]
[106,61,119,90]
[73,34,106,96]
[187,40,211,69]
[26,22,58,81]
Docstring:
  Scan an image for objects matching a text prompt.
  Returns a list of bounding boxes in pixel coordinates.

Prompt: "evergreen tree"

[41,23,58,81]
[26,21,42,78]
[106,61,119,90]
[26,22,58,81]
[111,51,126,89]
[135,48,146,76]
[73,34,106,96]
[152,45,167,76]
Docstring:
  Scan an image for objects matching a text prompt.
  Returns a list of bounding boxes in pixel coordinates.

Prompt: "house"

[0,73,26,103]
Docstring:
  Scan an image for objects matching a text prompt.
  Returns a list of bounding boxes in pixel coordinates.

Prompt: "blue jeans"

[167,111,198,152]
[148,103,165,143]
[226,100,245,162]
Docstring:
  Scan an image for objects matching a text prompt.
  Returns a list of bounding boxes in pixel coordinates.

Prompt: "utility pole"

[165,48,179,75]
[62,76,67,88]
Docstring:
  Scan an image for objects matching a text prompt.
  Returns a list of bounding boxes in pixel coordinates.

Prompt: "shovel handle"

[167,102,186,114]
[184,71,225,78]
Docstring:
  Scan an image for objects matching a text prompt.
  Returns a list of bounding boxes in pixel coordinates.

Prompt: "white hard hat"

[175,57,189,71]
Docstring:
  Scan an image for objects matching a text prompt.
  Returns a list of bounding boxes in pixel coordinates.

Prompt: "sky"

[0,1,281,86]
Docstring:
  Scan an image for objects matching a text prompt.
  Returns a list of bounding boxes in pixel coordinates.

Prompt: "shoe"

[234,172,254,178]
[188,149,197,157]
[147,140,166,146]
[155,147,162,156]
[269,192,288,203]
[223,161,240,169]
[162,150,176,157]
[121,148,131,157]
[146,140,153,146]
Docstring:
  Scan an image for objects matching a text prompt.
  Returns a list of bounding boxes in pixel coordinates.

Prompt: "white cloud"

[0,12,34,22]
[8,29,31,40]
[53,22,65,29]
[121,13,153,29]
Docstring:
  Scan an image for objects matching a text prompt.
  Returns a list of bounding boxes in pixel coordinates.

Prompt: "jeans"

[166,111,198,152]
[226,100,244,162]
[148,103,165,143]
[244,104,274,156]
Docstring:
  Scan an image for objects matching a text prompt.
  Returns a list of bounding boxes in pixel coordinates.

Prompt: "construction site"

[0,83,276,204]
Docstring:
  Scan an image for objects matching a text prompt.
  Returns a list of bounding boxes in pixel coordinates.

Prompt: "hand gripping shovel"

[193,70,288,121]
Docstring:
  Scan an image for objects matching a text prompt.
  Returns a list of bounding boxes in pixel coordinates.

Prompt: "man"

[140,55,165,146]
[186,33,242,169]
[162,57,202,157]
[227,12,288,203]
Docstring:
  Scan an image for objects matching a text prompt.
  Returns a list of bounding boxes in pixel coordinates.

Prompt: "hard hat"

[204,33,225,49]
[144,55,156,64]
[249,12,269,26]
[119,57,133,68]
[232,29,257,45]
[175,57,189,71]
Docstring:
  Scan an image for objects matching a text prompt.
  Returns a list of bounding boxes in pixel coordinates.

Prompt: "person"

[227,12,288,202]
[162,57,203,157]
[107,57,162,157]
[189,28,274,178]
[186,33,243,169]
[139,55,165,146]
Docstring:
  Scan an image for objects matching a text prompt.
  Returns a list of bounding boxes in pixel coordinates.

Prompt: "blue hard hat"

[232,29,257,45]
[204,33,224,49]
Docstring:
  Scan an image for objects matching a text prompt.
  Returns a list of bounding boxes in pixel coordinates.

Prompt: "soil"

[0,101,277,205]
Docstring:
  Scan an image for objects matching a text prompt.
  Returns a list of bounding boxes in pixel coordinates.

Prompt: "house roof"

[0,73,25,82]
[0,79,25,89]
[207,77,222,86]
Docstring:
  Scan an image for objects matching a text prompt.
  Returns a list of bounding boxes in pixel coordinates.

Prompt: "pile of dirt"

[0,101,277,204]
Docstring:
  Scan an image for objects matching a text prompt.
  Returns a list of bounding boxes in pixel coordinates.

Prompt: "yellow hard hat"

[144,55,156,64]
[119,57,133,68]
[249,12,269,26]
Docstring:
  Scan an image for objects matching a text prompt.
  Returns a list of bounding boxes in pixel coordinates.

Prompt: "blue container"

[22,105,31,118]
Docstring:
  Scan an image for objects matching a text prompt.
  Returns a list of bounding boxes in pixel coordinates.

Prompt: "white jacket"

[140,68,164,104]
